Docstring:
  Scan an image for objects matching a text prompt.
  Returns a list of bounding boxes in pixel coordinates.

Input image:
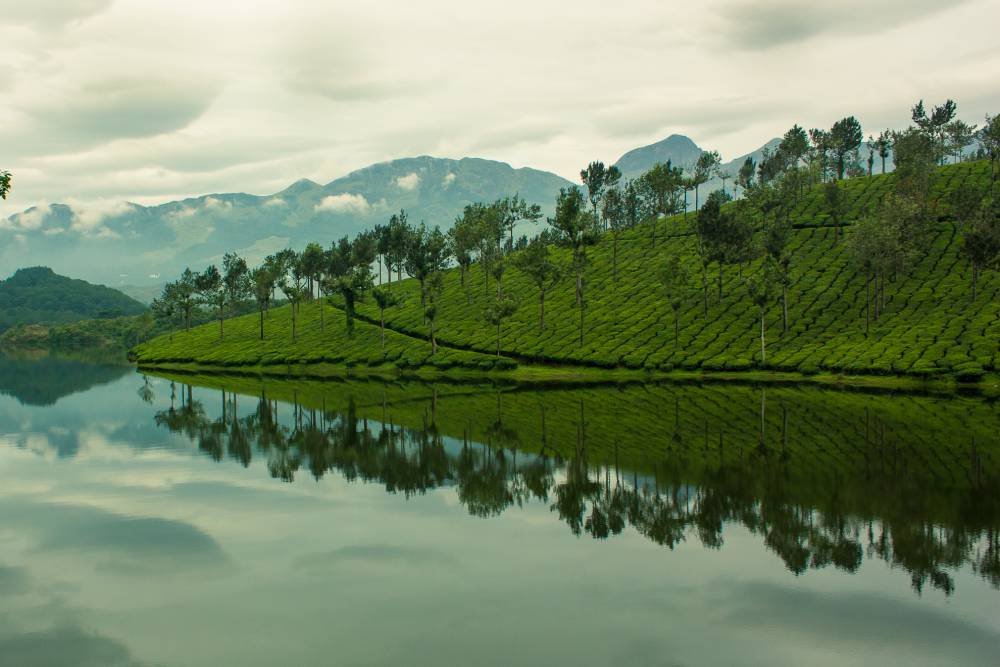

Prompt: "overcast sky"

[2,0,998,216]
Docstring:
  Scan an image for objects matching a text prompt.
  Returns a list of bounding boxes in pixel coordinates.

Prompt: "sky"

[2,0,999,217]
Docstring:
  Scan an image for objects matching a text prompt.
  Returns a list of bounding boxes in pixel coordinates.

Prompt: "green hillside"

[134,160,998,383]
[0,267,147,333]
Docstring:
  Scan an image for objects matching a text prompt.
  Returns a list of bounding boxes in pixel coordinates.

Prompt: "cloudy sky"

[2,0,998,217]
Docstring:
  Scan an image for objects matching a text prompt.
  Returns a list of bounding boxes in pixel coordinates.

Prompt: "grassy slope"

[135,160,997,380]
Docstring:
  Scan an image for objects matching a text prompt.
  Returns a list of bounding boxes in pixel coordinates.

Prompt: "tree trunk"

[759,305,766,366]
[782,284,788,333]
[539,290,545,330]
[291,306,296,342]
[695,185,700,212]
[575,265,583,308]
[430,320,437,355]
[259,308,264,340]
[865,273,871,334]
[881,156,886,175]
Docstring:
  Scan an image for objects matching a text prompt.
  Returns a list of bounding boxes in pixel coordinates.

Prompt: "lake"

[1,352,998,666]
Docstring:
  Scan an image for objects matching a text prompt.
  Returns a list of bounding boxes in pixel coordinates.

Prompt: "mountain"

[613,134,782,208]
[0,157,574,288]
[0,267,147,333]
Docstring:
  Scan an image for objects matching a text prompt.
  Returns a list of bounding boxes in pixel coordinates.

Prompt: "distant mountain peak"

[614,134,705,180]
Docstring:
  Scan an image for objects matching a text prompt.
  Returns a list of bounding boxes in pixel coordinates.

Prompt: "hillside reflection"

[150,378,1000,597]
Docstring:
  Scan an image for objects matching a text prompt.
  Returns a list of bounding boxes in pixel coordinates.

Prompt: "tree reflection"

[150,382,1000,597]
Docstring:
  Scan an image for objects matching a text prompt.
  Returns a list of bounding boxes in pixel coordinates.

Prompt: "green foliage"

[0,267,146,333]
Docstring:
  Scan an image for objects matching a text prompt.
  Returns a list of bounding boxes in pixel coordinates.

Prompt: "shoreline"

[134,359,999,396]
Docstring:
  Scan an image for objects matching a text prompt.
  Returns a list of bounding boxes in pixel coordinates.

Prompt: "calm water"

[1,353,998,666]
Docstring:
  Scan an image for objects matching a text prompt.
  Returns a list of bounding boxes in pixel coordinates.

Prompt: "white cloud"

[314,193,371,214]
[442,172,456,187]
[395,172,420,191]
[263,196,286,207]
[5,203,52,231]
[203,196,232,210]
[68,199,135,233]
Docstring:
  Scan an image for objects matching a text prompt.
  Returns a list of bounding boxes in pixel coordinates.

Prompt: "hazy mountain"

[0,267,146,332]
[0,157,574,288]
[613,134,782,208]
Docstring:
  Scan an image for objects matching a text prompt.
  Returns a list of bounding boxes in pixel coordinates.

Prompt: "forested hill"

[0,267,147,332]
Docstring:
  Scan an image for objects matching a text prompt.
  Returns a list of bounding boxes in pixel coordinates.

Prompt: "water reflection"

[0,349,131,406]
[149,376,1000,597]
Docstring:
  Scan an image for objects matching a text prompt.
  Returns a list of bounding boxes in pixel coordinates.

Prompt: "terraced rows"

[134,160,997,378]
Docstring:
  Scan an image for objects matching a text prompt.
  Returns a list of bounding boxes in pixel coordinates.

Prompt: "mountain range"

[1,134,782,297]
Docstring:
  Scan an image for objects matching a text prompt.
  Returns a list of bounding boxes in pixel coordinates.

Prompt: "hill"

[0,157,574,289]
[0,267,147,333]
[133,160,998,385]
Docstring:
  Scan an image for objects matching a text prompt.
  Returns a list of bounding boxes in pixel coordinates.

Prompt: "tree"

[848,215,897,330]
[745,257,779,366]
[980,115,1000,195]
[249,265,276,340]
[498,194,542,252]
[737,156,757,194]
[824,181,847,241]
[195,264,226,339]
[874,130,892,175]
[912,99,957,164]
[658,254,690,344]
[385,210,411,289]
[0,170,10,200]
[763,206,793,333]
[405,223,451,308]
[693,150,721,210]
[371,287,401,351]
[299,242,326,299]
[580,161,621,232]
[638,161,682,246]
[698,191,751,301]
[424,271,444,354]
[275,249,306,342]
[548,187,598,310]
[513,237,562,330]
[778,125,809,170]
[484,296,518,357]
[946,120,977,164]
[808,128,830,182]
[449,207,481,301]
[602,185,626,281]
[829,116,863,180]
[892,128,936,201]
[222,253,249,320]
[323,234,375,336]
[173,268,199,330]
[958,197,1000,301]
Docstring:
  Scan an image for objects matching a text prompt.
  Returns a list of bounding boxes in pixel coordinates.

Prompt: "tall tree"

[824,181,847,241]
[778,125,809,170]
[449,207,481,301]
[385,210,411,289]
[693,150,721,210]
[548,187,598,345]
[912,99,957,164]
[957,196,1000,300]
[222,253,249,320]
[658,254,690,344]
[249,266,275,340]
[371,286,401,351]
[874,130,892,175]
[484,296,518,357]
[498,194,542,252]
[946,120,978,164]
[174,268,199,331]
[299,242,326,299]
[275,249,306,342]
[405,223,451,308]
[0,170,10,200]
[737,156,757,194]
[745,257,779,366]
[513,237,561,330]
[580,161,621,232]
[602,185,627,282]
[829,116,863,180]
[808,128,830,182]
[195,264,226,339]
[763,201,793,333]
[638,161,683,246]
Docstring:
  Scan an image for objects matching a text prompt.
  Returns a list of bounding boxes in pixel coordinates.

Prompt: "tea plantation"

[135,160,998,381]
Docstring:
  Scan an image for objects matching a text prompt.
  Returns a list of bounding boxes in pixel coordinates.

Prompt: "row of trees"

[152,99,997,366]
